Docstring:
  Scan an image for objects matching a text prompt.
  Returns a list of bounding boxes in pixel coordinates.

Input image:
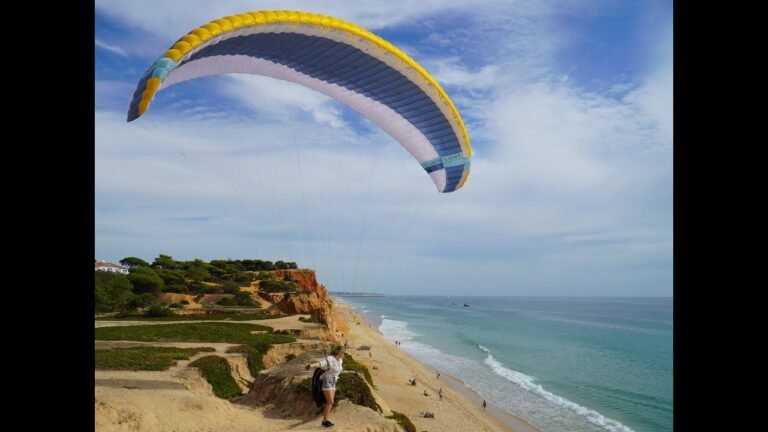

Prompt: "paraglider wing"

[127,10,471,192]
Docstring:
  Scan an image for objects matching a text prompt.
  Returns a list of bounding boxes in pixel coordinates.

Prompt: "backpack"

[311,367,326,407]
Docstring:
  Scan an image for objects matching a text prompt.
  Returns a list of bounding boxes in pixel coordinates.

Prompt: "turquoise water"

[339,296,672,432]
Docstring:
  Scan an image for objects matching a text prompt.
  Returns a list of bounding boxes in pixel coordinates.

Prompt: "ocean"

[338,296,672,432]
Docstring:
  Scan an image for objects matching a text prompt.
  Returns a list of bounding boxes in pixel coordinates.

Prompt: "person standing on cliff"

[306,347,345,428]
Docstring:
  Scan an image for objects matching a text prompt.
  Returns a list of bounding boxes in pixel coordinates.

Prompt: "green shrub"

[335,373,381,412]
[343,353,374,387]
[189,355,242,399]
[256,271,277,281]
[234,291,258,306]
[95,271,134,312]
[226,342,280,376]
[128,267,165,294]
[217,297,238,306]
[190,282,216,295]
[229,272,252,285]
[221,281,241,294]
[145,305,175,317]
[156,269,189,293]
[386,411,416,432]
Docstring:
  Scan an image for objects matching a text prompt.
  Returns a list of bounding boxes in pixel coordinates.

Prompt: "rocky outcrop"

[234,352,321,418]
[257,270,338,337]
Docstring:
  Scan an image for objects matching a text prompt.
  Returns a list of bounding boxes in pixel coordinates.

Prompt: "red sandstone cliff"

[256,269,336,335]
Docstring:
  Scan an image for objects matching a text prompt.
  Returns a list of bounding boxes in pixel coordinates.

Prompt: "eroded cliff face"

[157,269,340,339]
[235,353,319,419]
[257,270,337,337]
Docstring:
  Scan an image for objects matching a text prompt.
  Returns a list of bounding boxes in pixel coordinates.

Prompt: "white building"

[95,260,129,275]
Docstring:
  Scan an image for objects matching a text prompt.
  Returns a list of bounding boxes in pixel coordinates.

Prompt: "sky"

[95,0,673,296]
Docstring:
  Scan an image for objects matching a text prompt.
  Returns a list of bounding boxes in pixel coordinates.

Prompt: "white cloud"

[94,0,579,68]
[95,0,491,37]
[623,24,673,147]
[95,39,127,56]
[219,75,347,129]
[423,57,500,90]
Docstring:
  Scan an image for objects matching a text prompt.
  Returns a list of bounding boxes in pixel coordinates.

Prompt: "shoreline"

[335,300,540,432]
[439,373,540,432]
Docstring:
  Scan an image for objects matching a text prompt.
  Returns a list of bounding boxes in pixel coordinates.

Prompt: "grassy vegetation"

[335,373,381,412]
[96,312,284,321]
[94,322,294,345]
[95,322,295,387]
[225,344,273,376]
[95,346,215,370]
[189,355,242,399]
[386,411,417,432]
[343,353,374,387]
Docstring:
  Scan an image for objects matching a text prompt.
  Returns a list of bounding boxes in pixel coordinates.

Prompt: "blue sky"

[95,0,672,296]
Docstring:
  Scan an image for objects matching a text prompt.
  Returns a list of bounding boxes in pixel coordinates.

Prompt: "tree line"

[95,255,299,312]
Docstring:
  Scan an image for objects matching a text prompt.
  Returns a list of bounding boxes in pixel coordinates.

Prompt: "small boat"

[463,303,470,307]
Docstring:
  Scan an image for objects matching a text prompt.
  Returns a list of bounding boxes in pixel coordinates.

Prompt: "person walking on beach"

[438,387,443,401]
[306,347,345,428]
[436,370,440,379]
[482,400,487,411]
